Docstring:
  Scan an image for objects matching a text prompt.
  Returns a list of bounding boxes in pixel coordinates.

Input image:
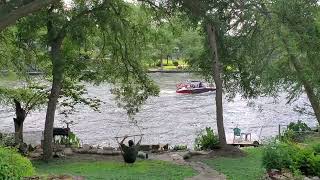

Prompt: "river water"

[0,73,317,148]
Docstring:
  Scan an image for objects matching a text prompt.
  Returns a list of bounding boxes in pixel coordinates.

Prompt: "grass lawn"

[302,134,320,146]
[0,72,19,87]
[299,134,320,154]
[163,66,178,70]
[161,59,188,66]
[33,159,196,180]
[205,148,265,180]
[0,71,18,81]
[146,59,189,69]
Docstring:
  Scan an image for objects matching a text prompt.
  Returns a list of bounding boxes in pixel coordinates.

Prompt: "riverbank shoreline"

[147,69,199,73]
[1,69,198,75]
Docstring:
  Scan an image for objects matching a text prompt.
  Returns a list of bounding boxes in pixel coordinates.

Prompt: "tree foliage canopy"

[1,0,160,116]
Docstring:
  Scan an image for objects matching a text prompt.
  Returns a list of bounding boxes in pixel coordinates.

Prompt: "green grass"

[302,134,320,146]
[33,160,196,180]
[0,71,18,81]
[163,66,179,70]
[146,59,189,68]
[205,148,265,180]
[161,59,188,66]
[0,71,20,87]
[299,134,320,154]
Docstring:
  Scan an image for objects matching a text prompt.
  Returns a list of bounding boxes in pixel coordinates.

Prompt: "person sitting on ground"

[119,135,142,164]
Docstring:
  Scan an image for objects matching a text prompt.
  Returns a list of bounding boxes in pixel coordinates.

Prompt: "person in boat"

[119,135,142,164]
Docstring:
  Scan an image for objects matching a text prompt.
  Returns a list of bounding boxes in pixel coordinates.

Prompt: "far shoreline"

[147,69,199,73]
[1,70,198,76]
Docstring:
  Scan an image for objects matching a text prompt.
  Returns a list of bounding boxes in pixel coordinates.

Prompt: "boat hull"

[176,87,216,94]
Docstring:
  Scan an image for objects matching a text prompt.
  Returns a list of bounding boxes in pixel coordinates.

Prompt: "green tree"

[144,18,180,68]
[8,0,158,160]
[0,85,47,144]
[141,0,320,147]
[140,14,203,68]
[266,0,320,125]
[0,79,101,145]
[141,0,239,146]
[232,0,320,125]
[177,27,204,63]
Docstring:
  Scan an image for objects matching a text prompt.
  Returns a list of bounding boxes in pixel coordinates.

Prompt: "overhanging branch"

[0,0,58,32]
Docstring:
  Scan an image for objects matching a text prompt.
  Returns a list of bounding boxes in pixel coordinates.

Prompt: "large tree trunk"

[0,0,57,32]
[13,99,26,144]
[43,39,64,161]
[290,57,320,125]
[206,24,227,146]
[281,37,320,125]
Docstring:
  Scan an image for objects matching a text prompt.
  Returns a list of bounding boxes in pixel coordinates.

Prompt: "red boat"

[176,81,216,94]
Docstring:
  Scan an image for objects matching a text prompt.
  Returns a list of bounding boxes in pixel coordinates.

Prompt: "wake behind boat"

[176,80,216,94]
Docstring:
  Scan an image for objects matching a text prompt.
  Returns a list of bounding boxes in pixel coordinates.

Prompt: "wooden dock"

[230,141,260,147]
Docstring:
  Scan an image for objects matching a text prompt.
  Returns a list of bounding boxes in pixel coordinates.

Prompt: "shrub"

[313,156,320,176]
[281,121,311,142]
[262,142,320,176]
[262,142,295,171]
[0,147,34,179]
[293,148,320,176]
[312,143,320,155]
[173,61,179,66]
[281,129,300,142]
[54,132,80,148]
[194,127,220,150]
[288,120,311,132]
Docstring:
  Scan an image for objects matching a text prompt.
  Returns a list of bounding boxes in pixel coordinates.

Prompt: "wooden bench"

[53,128,70,137]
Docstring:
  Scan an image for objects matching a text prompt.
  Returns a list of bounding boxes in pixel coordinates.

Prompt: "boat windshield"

[177,80,205,89]
[189,81,203,88]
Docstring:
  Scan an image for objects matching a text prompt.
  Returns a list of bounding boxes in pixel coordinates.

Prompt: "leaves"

[0,83,48,113]
[1,0,162,119]
[59,78,102,116]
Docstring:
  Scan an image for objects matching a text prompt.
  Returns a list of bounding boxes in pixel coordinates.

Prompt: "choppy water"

[0,73,317,148]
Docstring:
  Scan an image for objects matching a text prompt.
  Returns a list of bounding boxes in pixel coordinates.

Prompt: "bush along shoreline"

[262,121,320,179]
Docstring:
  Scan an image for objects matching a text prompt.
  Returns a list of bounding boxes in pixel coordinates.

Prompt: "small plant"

[173,61,179,66]
[55,132,80,148]
[281,121,311,142]
[0,133,15,147]
[281,129,297,142]
[194,127,220,150]
[0,147,35,179]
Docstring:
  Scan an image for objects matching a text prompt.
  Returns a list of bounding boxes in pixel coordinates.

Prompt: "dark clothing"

[121,144,139,163]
